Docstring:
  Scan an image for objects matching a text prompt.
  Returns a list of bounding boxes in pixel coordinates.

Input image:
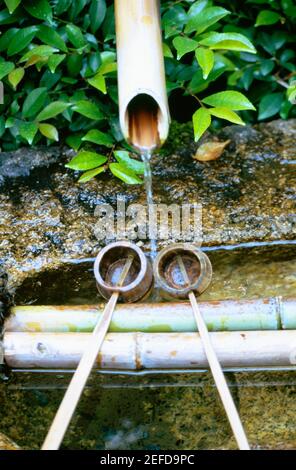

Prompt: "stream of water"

[128,94,160,260]
[141,151,158,260]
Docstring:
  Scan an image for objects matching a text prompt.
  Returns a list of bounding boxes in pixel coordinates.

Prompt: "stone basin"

[0,119,295,297]
[0,119,295,450]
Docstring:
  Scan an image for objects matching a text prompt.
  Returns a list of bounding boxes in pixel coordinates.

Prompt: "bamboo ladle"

[42,255,133,450]
[154,244,250,451]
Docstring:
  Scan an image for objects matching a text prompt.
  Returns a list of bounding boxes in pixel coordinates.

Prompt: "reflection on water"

[2,243,295,450]
[2,370,296,450]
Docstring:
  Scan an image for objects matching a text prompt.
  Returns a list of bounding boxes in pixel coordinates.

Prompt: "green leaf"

[54,0,72,15]
[260,59,275,76]
[7,27,38,56]
[20,46,58,63]
[24,55,49,69]
[4,0,21,13]
[89,51,101,73]
[110,163,143,185]
[82,129,114,147]
[66,151,107,171]
[36,25,68,52]
[36,101,70,121]
[47,54,66,73]
[0,61,14,80]
[38,123,59,141]
[163,43,173,58]
[66,24,86,49]
[187,0,209,19]
[19,121,38,145]
[287,85,296,105]
[199,32,256,54]
[114,151,145,174]
[0,28,19,52]
[195,48,214,80]
[8,67,24,89]
[22,87,48,118]
[202,91,256,111]
[162,6,187,39]
[89,0,107,34]
[255,10,281,27]
[66,134,83,151]
[185,6,230,35]
[87,74,107,94]
[172,37,199,60]
[72,100,104,120]
[98,62,117,75]
[25,0,53,21]
[258,92,284,120]
[78,166,106,183]
[0,116,5,137]
[209,107,245,125]
[193,108,211,142]
[0,8,21,25]
[5,117,16,129]
[66,54,83,77]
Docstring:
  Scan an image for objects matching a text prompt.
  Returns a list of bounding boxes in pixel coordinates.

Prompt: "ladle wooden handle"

[189,292,250,450]
[42,256,134,450]
[177,256,250,450]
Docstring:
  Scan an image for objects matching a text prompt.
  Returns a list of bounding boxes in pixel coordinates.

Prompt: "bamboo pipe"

[3,331,296,370]
[6,297,295,334]
[115,0,170,150]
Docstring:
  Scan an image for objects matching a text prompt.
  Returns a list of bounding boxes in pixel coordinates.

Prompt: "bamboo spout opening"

[115,0,170,150]
[127,94,161,151]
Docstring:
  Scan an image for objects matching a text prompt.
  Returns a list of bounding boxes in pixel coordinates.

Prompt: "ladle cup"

[94,241,153,303]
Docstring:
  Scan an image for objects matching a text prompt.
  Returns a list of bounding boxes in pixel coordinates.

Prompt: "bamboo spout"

[115,0,170,151]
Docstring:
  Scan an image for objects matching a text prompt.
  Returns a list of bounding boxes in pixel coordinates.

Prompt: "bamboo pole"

[280,298,296,329]
[7,297,293,334]
[115,0,170,148]
[4,331,296,370]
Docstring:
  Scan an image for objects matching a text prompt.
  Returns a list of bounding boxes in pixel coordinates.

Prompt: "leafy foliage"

[0,0,295,183]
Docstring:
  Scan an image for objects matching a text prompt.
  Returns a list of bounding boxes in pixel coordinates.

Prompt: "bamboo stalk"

[7,297,293,334]
[115,0,170,148]
[4,331,296,370]
[280,298,296,329]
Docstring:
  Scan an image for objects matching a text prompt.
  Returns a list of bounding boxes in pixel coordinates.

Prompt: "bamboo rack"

[5,297,295,333]
[3,331,296,370]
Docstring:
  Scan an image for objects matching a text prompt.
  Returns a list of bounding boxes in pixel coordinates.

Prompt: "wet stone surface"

[0,119,295,295]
